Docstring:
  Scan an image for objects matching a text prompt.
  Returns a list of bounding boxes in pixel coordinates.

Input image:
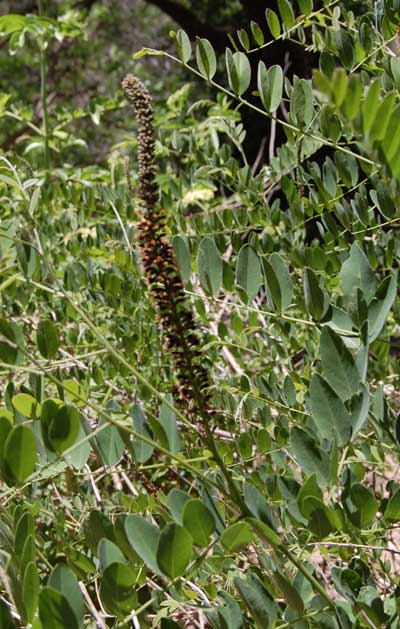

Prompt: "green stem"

[204,420,251,516]
[38,0,50,169]
[278,545,337,612]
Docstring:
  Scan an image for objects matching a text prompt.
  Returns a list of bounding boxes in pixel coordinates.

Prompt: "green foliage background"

[0,0,400,627]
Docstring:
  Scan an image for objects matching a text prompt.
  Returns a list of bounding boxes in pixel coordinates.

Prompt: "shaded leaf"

[341,74,362,120]
[173,235,191,283]
[98,539,126,572]
[235,573,277,628]
[297,474,323,518]
[182,499,215,546]
[125,515,161,574]
[197,237,222,296]
[37,320,59,359]
[263,253,293,311]
[368,272,398,342]
[48,405,80,453]
[236,244,261,301]
[290,428,331,486]
[156,523,193,578]
[0,599,14,628]
[22,561,39,624]
[320,327,361,401]
[15,511,34,558]
[167,488,191,523]
[340,242,376,303]
[334,31,356,69]
[310,373,351,445]
[131,403,153,463]
[220,521,254,551]
[207,591,244,629]
[347,484,379,528]
[64,420,91,470]
[160,619,182,629]
[48,564,83,628]
[84,511,115,556]
[363,79,381,135]
[159,395,181,454]
[273,571,304,614]
[302,496,341,538]
[244,482,278,530]
[384,487,400,521]
[291,79,313,128]
[303,268,330,321]
[39,587,79,629]
[101,562,137,609]
[349,385,369,438]
[369,93,396,144]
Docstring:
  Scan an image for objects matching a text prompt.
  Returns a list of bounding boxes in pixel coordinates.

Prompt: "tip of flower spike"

[122,73,157,208]
[121,74,139,91]
[122,74,152,108]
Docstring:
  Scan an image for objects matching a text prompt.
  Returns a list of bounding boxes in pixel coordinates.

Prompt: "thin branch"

[79,582,108,629]
[252,133,268,174]
[304,541,400,556]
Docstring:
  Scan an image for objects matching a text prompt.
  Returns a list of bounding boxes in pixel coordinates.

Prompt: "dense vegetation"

[1,1,400,627]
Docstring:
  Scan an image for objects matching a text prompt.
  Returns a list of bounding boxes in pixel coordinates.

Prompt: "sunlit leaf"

[3,424,37,484]
[196,38,217,79]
